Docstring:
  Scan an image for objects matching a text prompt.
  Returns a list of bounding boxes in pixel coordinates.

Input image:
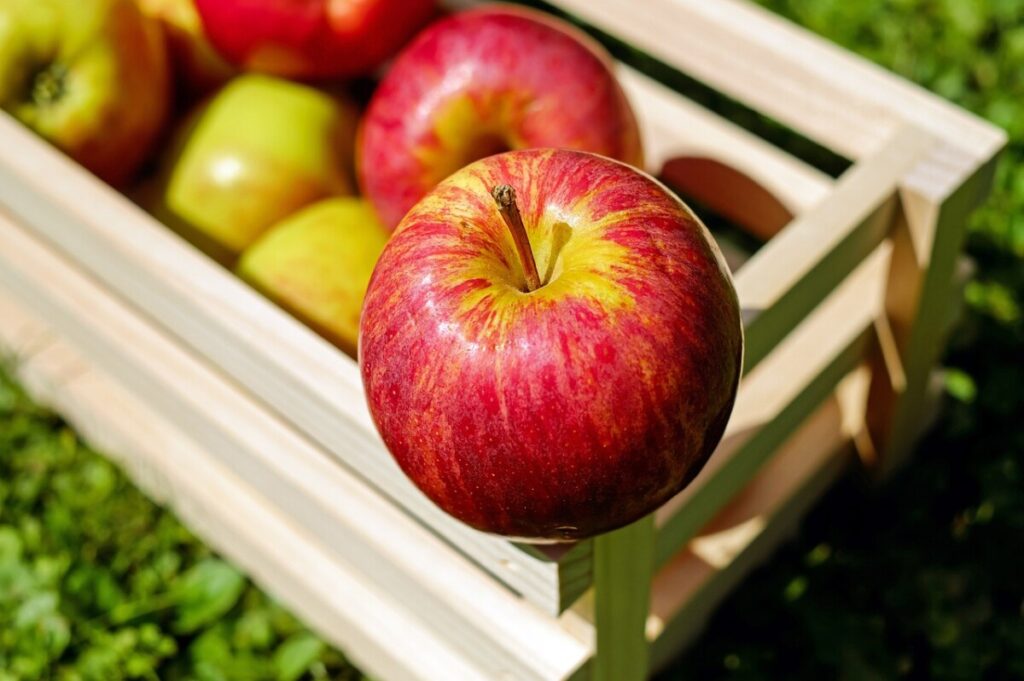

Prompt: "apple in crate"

[0,0,170,186]
[358,5,643,230]
[360,149,743,541]
[237,197,388,357]
[143,74,356,263]
[135,0,235,97]
[193,0,436,79]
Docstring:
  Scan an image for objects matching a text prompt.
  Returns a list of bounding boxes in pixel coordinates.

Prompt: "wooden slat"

[648,395,853,671]
[548,0,1005,166]
[0,216,592,681]
[592,516,656,681]
[866,148,1002,474]
[736,125,934,371]
[615,64,832,215]
[0,296,491,681]
[654,241,891,567]
[0,112,581,616]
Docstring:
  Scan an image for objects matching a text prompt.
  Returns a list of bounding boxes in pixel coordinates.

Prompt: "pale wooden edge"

[0,112,578,616]
[0,216,592,681]
[0,304,490,681]
[653,240,891,566]
[615,64,833,214]
[548,0,1006,168]
[866,149,1001,475]
[647,364,948,670]
[592,515,656,681]
[736,124,934,371]
[648,395,853,670]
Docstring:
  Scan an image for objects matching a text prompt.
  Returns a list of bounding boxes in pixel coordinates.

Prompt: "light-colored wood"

[0,112,583,616]
[866,153,1001,475]
[592,515,656,681]
[648,396,853,671]
[0,215,592,681]
[550,0,1005,166]
[615,64,833,216]
[654,242,891,566]
[736,125,933,371]
[0,296,494,681]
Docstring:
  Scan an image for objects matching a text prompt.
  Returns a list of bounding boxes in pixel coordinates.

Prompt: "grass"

[2,0,1023,679]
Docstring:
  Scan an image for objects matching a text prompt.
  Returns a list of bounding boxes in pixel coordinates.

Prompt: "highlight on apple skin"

[193,0,436,79]
[142,74,357,264]
[0,0,170,187]
[358,5,644,231]
[359,149,743,542]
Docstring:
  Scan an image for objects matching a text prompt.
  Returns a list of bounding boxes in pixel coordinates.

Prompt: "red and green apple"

[141,74,357,263]
[358,5,644,230]
[237,197,389,357]
[0,0,170,186]
[193,0,436,79]
[359,149,743,541]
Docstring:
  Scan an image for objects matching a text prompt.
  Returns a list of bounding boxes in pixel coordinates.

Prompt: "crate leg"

[593,514,655,681]
[865,154,999,476]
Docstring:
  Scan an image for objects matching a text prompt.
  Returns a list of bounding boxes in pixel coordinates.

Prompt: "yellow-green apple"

[135,0,235,97]
[144,74,356,263]
[237,197,388,356]
[358,5,644,230]
[0,0,170,186]
[193,0,436,79]
[359,149,743,541]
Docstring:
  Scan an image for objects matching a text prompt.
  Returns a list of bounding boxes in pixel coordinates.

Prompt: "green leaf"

[0,526,22,565]
[172,559,246,634]
[274,632,326,681]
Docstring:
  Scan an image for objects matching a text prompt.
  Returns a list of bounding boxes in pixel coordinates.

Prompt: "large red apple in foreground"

[358,6,644,230]
[193,0,435,79]
[360,149,742,541]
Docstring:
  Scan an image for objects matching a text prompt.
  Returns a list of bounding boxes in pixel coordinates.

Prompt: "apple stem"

[492,184,542,292]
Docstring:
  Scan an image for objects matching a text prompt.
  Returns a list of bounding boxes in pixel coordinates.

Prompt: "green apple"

[146,74,357,264]
[0,0,170,186]
[237,197,388,356]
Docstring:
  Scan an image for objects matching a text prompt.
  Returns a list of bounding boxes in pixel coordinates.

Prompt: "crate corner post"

[592,513,656,681]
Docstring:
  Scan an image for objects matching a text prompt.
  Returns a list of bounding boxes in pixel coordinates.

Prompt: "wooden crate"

[0,0,1005,678]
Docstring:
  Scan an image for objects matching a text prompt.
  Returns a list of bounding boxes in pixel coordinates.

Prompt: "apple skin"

[360,149,742,541]
[135,0,235,97]
[193,0,436,79]
[237,197,388,357]
[0,0,170,186]
[143,74,356,264]
[358,5,644,230]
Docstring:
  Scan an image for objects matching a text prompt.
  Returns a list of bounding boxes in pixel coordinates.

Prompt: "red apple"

[358,5,644,230]
[193,0,436,79]
[359,149,742,541]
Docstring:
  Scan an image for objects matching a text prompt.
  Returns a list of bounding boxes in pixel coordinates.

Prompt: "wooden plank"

[0,217,592,681]
[615,64,833,216]
[0,112,581,615]
[592,515,656,681]
[0,298,493,681]
[548,0,1005,166]
[0,290,54,361]
[736,125,933,372]
[866,149,1002,475]
[654,242,891,567]
[648,396,854,671]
